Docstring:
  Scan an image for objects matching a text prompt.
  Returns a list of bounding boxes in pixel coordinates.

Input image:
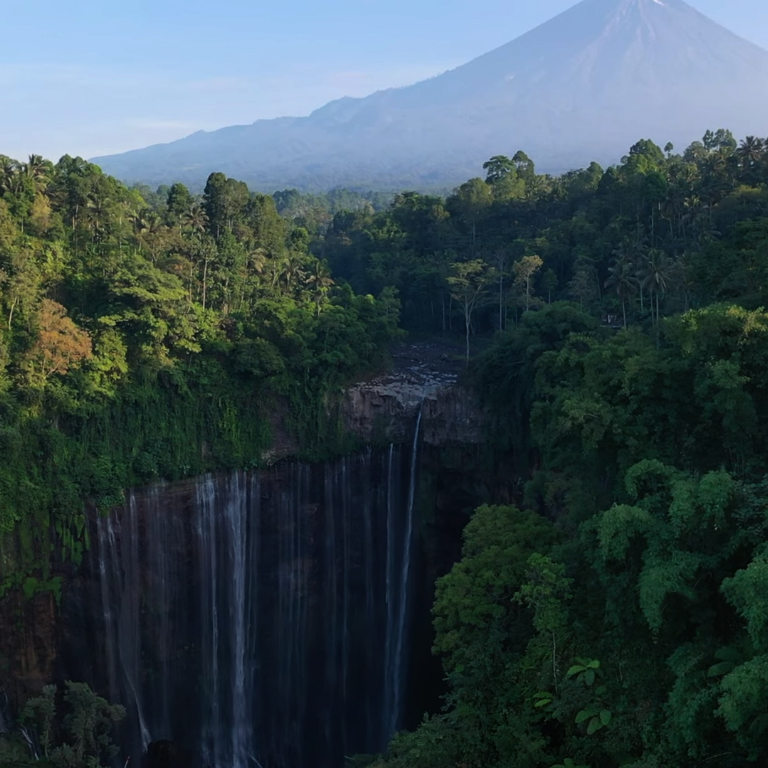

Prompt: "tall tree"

[605,255,638,328]
[447,259,492,363]
[512,254,543,312]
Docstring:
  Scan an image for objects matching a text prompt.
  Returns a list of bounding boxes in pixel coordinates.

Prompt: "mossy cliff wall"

[0,364,513,767]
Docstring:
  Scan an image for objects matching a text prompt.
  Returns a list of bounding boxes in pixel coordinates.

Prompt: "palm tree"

[183,202,208,238]
[247,247,268,277]
[85,192,112,241]
[130,208,154,236]
[305,259,335,315]
[0,156,19,195]
[611,240,645,310]
[130,209,165,261]
[671,252,694,312]
[638,249,674,324]
[524,174,547,201]
[681,194,706,239]
[660,186,687,239]
[279,252,306,293]
[701,149,738,208]
[22,154,49,188]
[605,256,639,329]
[737,136,764,168]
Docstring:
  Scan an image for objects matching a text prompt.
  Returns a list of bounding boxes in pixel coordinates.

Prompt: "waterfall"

[196,472,256,768]
[89,443,422,768]
[227,473,251,768]
[196,475,221,767]
[96,499,151,756]
[383,408,422,741]
[383,444,397,745]
[393,408,422,733]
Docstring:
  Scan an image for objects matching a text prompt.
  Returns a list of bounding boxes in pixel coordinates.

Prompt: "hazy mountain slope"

[93,0,768,190]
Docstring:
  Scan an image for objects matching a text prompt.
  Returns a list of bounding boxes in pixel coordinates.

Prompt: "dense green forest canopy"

[4,127,768,767]
[0,153,401,592]
[337,130,768,767]
[322,130,768,337]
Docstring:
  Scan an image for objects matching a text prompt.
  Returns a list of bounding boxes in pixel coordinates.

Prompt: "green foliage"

[378,464,768,766]
[325,130,768,344]
[0,156,402,589]
[425,506,557,767]
[10,133,768,768]
[717,656,768,753]
[369,202,768,768]
[0,681,125,768]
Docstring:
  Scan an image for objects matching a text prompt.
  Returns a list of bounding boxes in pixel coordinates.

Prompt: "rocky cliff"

[0,342,497,768]
[341,342,488,447]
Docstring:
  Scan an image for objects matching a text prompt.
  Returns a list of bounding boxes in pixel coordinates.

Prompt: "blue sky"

[3,0,767,162]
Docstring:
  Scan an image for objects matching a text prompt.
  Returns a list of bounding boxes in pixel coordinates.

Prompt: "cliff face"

[341,342,487,446]
[58,455,422,768]
[0,588,58,699]
[0,344,499,767]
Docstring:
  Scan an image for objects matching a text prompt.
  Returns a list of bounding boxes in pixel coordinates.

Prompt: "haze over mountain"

[93,0,768,191]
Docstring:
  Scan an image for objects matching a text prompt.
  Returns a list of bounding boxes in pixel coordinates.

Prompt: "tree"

[483,155,515,185]
[0,156,19,195]
[22,300,92,387]
[566,255,601,311]
[703,128,737,152]
[166,182,194,225]
[514,553,572,685]
[84,190,114,242]
[625,138,665,166]
[492,249,509,329]
[183,201,208,237]
[447,259,492,363]
[431,505,558,767]
[446,179,492,256]
[131,208,166,261]
[202,173,249,238]
[512,255,543,312]
[12,681,126,768]
[305,259,335,316]
[513,150,536,185]
[541,269,558,304]
[737,136,764,167]
[638,249,673,324]
[202,172,228,238]
[22,154,51,191]
[605,255,639,328]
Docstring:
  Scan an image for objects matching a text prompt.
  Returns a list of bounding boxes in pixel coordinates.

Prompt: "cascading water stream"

[384,408,422,740]
[383,443,396,747]
[96,502,151,754]
[224,473,252,768]
[394,407,422,731]
[87,442,423,768]
[196,475,221,767]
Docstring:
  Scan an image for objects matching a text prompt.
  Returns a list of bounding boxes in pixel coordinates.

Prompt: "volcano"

[93,0,768,190]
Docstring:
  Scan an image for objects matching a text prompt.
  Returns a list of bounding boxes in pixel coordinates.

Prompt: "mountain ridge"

[93,0,768,191]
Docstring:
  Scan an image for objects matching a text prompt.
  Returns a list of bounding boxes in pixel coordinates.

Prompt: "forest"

[2,127,768,767]
[0,153,401,589]
[339,130,768,767]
